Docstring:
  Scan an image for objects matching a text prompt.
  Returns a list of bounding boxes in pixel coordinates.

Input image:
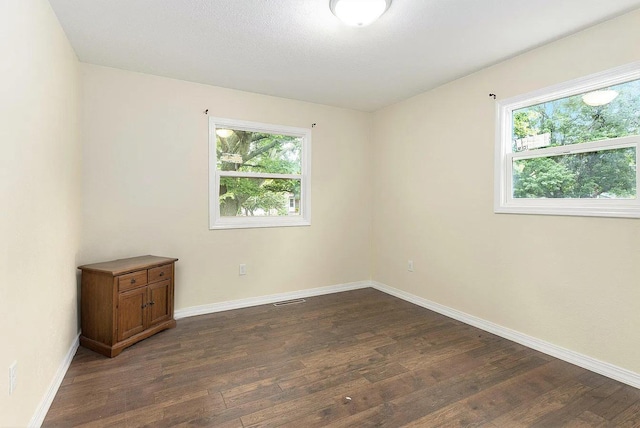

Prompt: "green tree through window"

[217,130,302,216]
[512,79,639,199]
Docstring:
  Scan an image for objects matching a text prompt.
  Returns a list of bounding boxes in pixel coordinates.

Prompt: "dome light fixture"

[330,0,392,27]
[215,128,234,138]
[582,89,619,107]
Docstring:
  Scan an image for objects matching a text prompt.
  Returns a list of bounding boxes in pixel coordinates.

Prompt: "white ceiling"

[48,0,640,112]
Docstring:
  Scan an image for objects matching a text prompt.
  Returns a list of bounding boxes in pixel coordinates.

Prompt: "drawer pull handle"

[131,278,136,284]
[159,272,165,277]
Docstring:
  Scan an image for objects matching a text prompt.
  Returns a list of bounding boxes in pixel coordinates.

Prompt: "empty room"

[2,0,640,426]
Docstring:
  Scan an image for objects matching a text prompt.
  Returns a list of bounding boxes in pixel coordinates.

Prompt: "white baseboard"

[371,281,640,390]
[29,333,80,428]
[174,280,370,319]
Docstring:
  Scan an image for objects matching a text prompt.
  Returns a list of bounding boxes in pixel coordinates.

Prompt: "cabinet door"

[148,279,172,327]
[117,287,147,341]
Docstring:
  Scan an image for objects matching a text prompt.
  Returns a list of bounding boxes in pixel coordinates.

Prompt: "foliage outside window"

[495,63,640,218]
[209,117,311,229]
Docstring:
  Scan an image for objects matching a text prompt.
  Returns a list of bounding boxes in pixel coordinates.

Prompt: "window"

[495,63,640,218]
[209,117,311,229]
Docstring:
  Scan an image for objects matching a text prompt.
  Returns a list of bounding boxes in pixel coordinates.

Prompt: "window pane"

[512,78,640,152]
[219,177,301,217]
[513,147,636,199]
[216,128,302,174]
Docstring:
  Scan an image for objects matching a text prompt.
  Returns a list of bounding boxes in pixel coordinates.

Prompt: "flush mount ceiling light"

[330,0,392,27]
[215,128,234,138]
[582,89,619,106]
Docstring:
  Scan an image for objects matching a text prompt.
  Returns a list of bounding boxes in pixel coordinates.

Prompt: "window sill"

[494,204,640,219]
[210,217,311,230]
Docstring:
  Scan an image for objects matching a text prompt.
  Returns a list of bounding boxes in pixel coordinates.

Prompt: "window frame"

[208,117,311,229]
[494,62,640,219]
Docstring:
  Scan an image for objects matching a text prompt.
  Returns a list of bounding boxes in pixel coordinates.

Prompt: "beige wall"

[0,0,81,426]
[372,10,640,373]
[80,64,372,310]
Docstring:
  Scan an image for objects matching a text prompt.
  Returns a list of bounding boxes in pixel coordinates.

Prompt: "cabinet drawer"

[148,264,172,283]
[118,270,148,292]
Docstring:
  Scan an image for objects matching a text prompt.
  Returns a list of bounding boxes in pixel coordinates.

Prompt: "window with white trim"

[209,117,311,229]
[495,63,640,218]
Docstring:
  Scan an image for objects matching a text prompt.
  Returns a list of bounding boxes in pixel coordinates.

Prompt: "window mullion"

[511,136,638,161]
[219,171,302,180]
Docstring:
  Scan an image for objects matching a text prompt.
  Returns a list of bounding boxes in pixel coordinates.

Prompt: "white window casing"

[209,117,311,229]
[495,62,640,219]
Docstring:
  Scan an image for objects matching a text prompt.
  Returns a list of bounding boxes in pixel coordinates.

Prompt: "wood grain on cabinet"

[78,255,178,357]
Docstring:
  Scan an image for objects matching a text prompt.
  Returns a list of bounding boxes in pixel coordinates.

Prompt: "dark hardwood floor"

[43,288,640,427]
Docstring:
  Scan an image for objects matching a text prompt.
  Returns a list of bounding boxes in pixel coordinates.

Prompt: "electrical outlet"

[8,361,16,395]
[408,260,414,272]
[239,264,247,276]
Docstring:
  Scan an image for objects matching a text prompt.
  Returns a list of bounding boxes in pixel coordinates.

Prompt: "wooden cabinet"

[78,255,178,357]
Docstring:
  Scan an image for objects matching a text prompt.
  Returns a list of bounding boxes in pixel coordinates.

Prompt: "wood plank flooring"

[43,288,640,427]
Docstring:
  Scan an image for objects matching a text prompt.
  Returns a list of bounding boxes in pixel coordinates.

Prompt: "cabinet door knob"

[141,303,147,308]
[149,301,155,306]
[159,272,165,277]
[131,278,136,284]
